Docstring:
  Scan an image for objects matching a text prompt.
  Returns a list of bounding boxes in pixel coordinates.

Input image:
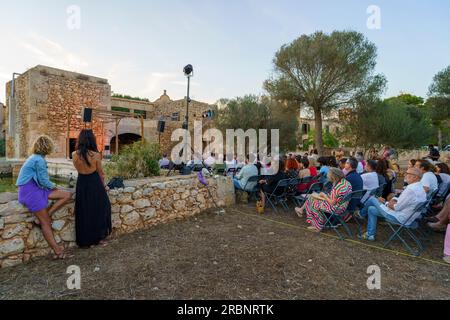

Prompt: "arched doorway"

[110,133,142,154]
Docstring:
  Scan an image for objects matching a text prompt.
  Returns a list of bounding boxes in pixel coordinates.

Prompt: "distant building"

[3,65,216,160]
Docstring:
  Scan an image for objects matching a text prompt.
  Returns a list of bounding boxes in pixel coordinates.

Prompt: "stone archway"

[110,133,142,154]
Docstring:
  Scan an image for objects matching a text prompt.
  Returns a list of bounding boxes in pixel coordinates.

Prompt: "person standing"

[72,129,112,248]
[16,135,72,259]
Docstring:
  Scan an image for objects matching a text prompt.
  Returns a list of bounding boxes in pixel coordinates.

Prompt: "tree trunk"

[438,128,443,149]
[314,108,324,155]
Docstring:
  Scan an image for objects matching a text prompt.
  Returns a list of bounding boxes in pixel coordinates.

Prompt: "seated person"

[339,158,348,175]
[428,144,440,162]
[361,160,379,192]
[415,159,438,195]
[358,167,427,241]
[297,157,318,193]
[344,157,363,211]
[258,160,287,208]
[233,154,258,191]
[158,154,170,169]
[436,163,450,198]
[427,195,450,232]
[317,157,329,182]
[295,168,353,232]
[204,152,217,168]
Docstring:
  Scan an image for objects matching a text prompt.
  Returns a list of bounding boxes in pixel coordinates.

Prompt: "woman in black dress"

[72,129,112,248]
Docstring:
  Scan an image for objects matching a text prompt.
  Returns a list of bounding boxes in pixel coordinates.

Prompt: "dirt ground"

[1,203,449,300]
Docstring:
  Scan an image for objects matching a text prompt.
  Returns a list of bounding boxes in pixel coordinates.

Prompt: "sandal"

[295,207,304,218]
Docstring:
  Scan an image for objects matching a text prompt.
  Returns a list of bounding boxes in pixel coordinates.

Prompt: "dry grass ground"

[1,204,449,300]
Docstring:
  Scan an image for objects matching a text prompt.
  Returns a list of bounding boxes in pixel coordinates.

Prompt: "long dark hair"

[76,129,98,167]
[376,159,389,179]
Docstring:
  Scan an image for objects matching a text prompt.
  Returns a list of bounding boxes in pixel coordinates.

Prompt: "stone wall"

[0,175,235,269]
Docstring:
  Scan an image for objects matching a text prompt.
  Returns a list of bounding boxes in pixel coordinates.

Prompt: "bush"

[104,141,161,180]
[0,138,5,157]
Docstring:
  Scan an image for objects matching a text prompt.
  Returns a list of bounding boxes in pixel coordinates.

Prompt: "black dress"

[75,171,112,247]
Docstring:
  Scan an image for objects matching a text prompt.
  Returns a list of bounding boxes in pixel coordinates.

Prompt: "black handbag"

[107,177,125,189]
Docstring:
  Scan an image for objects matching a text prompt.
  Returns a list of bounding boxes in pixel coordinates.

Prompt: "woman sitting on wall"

[16,135,72,259]
[72,129,112,248]
[295,167,352,232]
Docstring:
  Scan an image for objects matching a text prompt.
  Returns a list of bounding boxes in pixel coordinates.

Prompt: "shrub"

[0,138,5,157]
[104,141,161,180]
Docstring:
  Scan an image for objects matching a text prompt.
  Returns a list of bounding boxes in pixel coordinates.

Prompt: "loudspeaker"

[157,120,166,133]
[83,108,93,122]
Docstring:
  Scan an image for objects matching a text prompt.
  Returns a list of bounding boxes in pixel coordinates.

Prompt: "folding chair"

[226,167,237,176]
[322,181,333,194]
[425,189,440,216]
[383,201,428,256]
[286,177,302,205]
[323,190,367,240]
[292,181,323,207]
[264,178,291,213]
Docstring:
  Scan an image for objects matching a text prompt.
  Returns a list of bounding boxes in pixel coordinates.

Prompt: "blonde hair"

[31,135,54,156]
[327,167,345,184]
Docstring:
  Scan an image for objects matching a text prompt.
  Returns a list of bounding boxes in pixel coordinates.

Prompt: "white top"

[204,156,216,167]
[361,172,379,191]
[356,162,364,174]
[381,182,427,225]
[159,158,170,167]
[225,159,237,169]
[421,172,438,193]
[438,173,450,196]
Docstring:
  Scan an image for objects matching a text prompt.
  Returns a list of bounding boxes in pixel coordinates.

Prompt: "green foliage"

[429,66,450,97]
[427,66,450,146]
[0,138,5,157]
[340,99,435,149]
[303,129,339,150]
[264,30,386,153]
[214,95,299,153]
[384,93,424,106]
[112,93,150,102]
[104,141,160,180]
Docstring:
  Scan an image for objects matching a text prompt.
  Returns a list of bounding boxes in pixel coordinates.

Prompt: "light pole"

[182,64,193,162]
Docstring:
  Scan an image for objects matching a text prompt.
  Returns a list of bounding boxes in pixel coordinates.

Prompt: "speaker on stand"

[157,119,165,145]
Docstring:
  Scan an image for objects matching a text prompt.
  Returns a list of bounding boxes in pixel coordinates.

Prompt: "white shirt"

[421,172,438,193]
[204,156,216,167]
[225,159,237,169]
[356,162,364,174]
[361,172,379,191]
[438,173,450,196]
[381,182,427,225]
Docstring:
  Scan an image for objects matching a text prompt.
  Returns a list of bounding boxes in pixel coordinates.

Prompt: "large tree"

[215,95,299,153]
[264,30,386,154]
[428,66,450,147]
[339,98,435,150]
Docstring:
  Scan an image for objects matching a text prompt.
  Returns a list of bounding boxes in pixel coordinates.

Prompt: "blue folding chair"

[292,182,323,207]
[323,190,367,240]
[383,201,428,256]
[264,178,291,213]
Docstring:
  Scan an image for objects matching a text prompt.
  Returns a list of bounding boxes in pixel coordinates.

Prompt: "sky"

[0,0,449,104]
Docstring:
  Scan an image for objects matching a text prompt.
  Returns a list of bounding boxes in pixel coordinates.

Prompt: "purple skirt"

[18,179,52,213]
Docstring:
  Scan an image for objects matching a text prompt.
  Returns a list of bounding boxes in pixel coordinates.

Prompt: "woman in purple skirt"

[16,135,72,259]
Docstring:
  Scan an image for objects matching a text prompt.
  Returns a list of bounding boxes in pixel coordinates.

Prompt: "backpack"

[107,177,125,189]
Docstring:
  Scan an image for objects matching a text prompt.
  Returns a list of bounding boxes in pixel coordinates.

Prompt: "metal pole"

[115,119,119,155]
[183,75,191,163]
[140,117,144,142]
